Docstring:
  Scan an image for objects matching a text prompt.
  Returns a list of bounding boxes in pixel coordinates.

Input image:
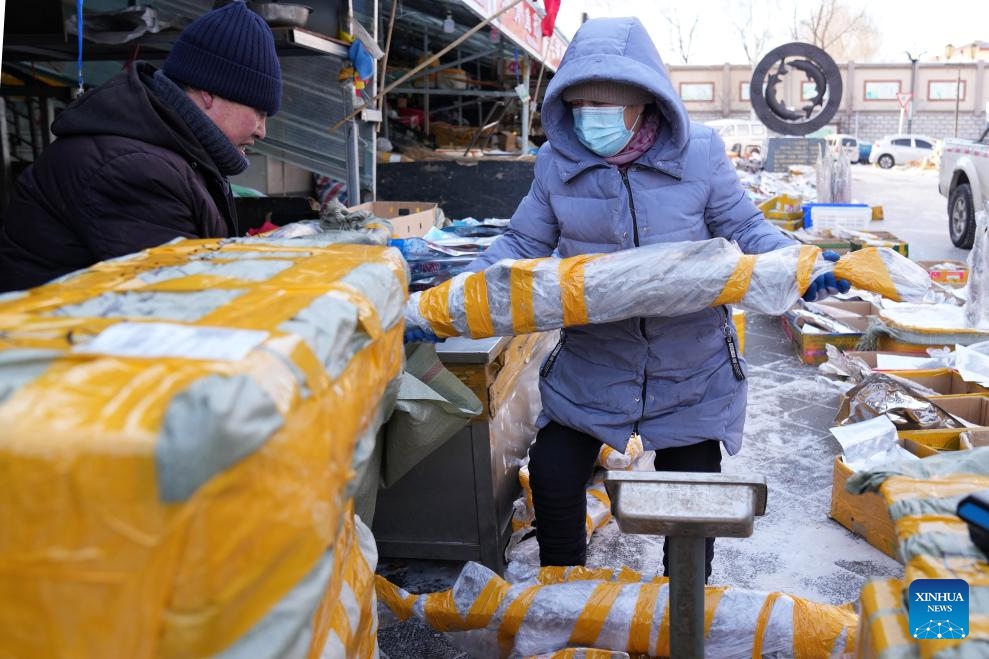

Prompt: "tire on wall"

[949,182,976,249]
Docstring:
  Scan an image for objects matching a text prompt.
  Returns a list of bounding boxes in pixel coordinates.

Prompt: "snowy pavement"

[375,311,903,657]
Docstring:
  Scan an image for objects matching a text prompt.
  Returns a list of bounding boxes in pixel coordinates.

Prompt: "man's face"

[198,92,268,155]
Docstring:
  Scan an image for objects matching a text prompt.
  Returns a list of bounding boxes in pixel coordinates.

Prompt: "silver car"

[868,133,936,169]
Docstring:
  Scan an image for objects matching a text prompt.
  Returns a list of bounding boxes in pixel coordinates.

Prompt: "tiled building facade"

[668,60,988,142]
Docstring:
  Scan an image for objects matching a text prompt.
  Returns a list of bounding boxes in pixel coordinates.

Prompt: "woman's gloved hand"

[404,326,443,344]
[802,250,852,302]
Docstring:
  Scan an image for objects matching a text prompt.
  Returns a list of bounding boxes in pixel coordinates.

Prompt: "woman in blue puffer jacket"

[465,16,849,578]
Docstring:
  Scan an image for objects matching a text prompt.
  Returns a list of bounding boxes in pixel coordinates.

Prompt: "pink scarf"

[604,111,660,167]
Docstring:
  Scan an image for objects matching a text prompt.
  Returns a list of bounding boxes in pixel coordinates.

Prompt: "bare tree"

[657,4,699,64]
[730,0,776,65]
[786,0,879,62]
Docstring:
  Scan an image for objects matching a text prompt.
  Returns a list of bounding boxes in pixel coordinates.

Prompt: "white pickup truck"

[939,132,989,248]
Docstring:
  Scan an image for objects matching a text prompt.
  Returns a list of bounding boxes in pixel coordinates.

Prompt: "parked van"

[705,119,768,142]
[825,134,861,163]
[706,119,768,163]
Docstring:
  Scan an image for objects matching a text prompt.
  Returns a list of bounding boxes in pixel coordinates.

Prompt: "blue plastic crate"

[802,203,871,230]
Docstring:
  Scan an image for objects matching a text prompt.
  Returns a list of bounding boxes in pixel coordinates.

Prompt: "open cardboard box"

[915,259,969,287]
[899,394,989,450]
[848,230,908,256]
[842,350,940,371]
[881,368,989,396]
[834,390,989,451]
[348,201,442,238]
[781,300,880,365]
[829,438,937,560]
[795,234,854,254]
[961,428,989,450]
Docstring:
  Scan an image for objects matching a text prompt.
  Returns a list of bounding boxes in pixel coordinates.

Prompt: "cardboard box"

[874,333,954,355]
[766,217,804,231]
[870,205,884,221]
[829,439,937,560]
[849,230,908,256]
[880,368,989,396]
[781,300,879,365]
[841,350,940,370]
[961,428,989,450]
[349,201,441,238]
[834,389,989,451]
[759,194,804,220]
[795,234,854,254]
[915,259,969,287]
[811,300,881,319]
[898,394,989,449]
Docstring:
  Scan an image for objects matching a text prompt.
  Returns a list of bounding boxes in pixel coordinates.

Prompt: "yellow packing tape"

[713,254,756,306]
[0,239,405,659]
[509,258,543,335]
[559,254,602,328]
[464,271,494,339]
[833,247,899,300]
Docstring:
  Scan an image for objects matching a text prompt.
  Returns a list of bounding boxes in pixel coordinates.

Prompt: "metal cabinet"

[372,332,554,573]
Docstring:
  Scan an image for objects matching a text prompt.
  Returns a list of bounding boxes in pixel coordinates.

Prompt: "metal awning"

[2,0,569,201]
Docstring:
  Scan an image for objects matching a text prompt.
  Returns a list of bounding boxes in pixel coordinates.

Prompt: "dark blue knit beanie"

[164,1,282,115]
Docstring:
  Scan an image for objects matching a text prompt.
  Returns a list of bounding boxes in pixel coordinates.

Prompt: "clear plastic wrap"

[964,201,989,329]
[375,561,857,658]
[0,238,405,658]
[407,238,937,340]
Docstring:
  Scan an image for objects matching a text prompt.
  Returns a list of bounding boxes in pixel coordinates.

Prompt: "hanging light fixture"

[443,10,455,33]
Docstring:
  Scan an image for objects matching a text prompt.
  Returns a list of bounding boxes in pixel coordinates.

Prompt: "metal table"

[372,332,554,573]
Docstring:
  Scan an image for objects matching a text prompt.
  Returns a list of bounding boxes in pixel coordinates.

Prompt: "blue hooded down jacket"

[468,17,795,455]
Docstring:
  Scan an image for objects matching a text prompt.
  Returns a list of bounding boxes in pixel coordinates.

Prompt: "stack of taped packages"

[404,239,950,339]
[0,233,408,658]
[847,448,989,658]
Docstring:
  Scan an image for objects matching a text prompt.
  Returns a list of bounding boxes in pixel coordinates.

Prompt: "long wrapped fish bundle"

[376,561,857,658]
[406,238,935,339]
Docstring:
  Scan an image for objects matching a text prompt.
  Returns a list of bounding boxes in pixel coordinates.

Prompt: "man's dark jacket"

[0,63,238,292]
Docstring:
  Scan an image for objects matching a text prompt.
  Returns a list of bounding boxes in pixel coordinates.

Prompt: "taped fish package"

[406,239,941,339]
[0,239,407,658]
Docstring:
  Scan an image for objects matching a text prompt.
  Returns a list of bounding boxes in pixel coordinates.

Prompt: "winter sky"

[554,0,988,65]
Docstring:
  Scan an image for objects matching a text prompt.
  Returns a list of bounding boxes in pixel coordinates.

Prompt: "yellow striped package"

[507,439,653,568]
[376,561,857,658]
[848,447,989,658]
[857,578,916,659]
[406,239,942,340]
[307,506,381,659]
[0,238,407,658]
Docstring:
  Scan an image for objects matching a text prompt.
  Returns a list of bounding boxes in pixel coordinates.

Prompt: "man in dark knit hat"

[0,0,283,292]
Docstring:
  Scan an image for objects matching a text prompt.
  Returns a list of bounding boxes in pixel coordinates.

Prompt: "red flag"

[541,0,561,37]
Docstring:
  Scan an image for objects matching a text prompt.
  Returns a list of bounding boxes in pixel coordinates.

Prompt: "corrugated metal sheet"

[253,54,354,181]
[155,0,358,186]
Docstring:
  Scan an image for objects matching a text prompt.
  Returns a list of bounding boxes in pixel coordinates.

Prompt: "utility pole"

[905,51,922,133]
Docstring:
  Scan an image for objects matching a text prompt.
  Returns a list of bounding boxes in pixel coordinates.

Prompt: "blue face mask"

[573,106,636,157]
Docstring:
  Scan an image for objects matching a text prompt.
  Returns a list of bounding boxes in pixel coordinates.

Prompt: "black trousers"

[527,421,723,579]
